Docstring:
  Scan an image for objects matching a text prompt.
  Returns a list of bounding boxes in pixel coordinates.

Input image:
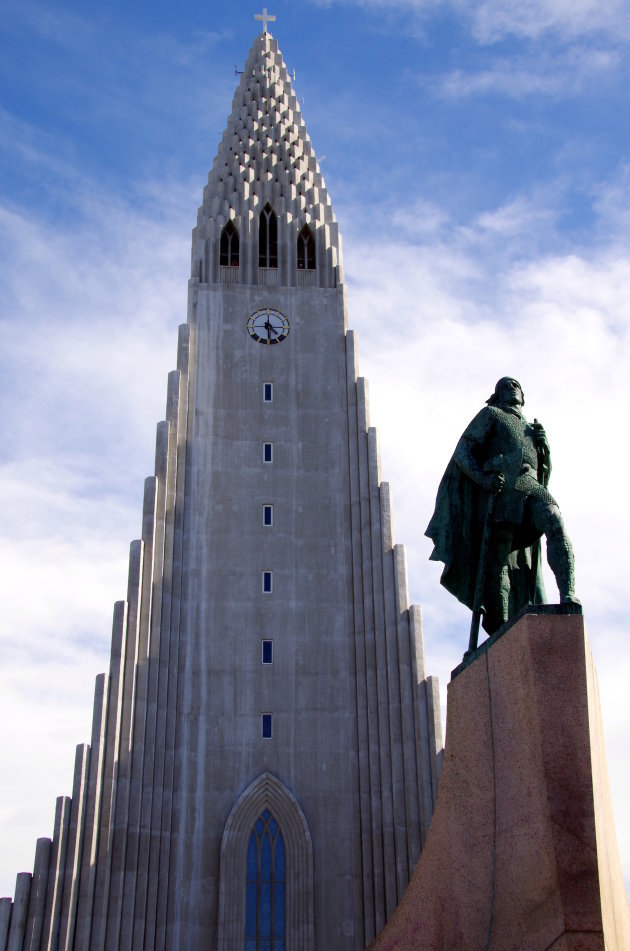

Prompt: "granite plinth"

[368,611,630,950]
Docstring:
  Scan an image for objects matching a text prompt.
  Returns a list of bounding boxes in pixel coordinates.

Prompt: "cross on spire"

[254,7,276,33]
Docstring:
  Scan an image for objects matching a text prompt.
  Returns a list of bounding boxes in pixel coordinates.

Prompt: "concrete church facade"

[1,23,442,951]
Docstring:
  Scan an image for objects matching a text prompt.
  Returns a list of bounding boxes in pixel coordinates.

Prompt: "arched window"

[220,221,239,267]
[245,810,285,950]
[297,225,315,270]
[217,772,314,950]
[259,204,278,268]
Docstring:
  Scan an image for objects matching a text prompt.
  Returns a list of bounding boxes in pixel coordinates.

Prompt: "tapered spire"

[201,33,335,226]
[192,32,341,287]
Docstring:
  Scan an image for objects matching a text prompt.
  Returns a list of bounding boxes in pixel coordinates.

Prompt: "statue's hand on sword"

[533,419,549,452]
[483,471,505,494]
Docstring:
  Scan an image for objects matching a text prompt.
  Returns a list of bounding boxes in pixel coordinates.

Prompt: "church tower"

[0,20,442,951]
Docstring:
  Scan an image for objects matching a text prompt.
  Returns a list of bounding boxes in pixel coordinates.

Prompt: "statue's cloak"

[425,457,545,633]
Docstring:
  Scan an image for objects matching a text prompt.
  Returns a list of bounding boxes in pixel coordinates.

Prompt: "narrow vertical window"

[245,811,285,949]
[262,571,272,593]
[262,640,273,664]
[263,382,273,403]
[259,203,278,268]
[263,504,273,527]
[263,442,273,463]
[261,715,273,739]
[297,224,316,270]
[220,220,239,267]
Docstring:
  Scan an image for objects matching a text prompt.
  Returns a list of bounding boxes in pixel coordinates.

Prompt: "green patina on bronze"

[425,377,579,648]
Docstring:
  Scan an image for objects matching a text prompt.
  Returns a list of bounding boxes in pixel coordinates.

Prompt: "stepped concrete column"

[23,837,52,951]
[0,899,12,949]
[7,873,31,951]
[369,609,630,951]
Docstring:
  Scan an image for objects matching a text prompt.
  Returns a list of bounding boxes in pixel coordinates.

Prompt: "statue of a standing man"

[425,377,579,637]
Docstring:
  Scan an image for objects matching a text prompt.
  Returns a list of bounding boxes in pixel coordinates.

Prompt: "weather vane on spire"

[254,7,276,34]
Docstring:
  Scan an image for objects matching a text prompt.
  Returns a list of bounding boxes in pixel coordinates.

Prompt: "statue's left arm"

[532,419,552,486]
[453,408,504,494]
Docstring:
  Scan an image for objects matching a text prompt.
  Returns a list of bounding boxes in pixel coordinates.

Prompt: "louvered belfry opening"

[297,224,315,270]
[259,203,278,269]
[220,220,239,267]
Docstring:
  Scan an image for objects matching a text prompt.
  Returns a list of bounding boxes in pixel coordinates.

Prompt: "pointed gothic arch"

[259,203,278,268]
[297,224,316,270]
[220,220,239,267]
[217,772,314,951]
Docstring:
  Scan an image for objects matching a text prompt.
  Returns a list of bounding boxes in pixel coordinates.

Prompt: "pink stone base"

[369,612,630,951]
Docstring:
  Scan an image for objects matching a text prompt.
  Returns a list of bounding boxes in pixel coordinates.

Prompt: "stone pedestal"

[369,610,630,950]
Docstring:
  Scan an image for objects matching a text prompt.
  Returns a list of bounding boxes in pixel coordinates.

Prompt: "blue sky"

[1,0,630,904]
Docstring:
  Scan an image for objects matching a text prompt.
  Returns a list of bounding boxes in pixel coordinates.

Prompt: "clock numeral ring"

[247,308,290,344]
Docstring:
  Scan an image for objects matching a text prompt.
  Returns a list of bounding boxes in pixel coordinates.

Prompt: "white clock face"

[247,308,290,345]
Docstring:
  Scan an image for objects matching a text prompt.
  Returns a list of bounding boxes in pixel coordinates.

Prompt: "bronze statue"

[425,377,579,646]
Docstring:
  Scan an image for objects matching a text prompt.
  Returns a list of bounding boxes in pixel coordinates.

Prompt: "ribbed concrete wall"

[1,315,442,949]
[1,30,442,951]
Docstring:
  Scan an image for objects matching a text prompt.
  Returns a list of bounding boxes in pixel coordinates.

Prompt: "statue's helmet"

[486,377,524,406]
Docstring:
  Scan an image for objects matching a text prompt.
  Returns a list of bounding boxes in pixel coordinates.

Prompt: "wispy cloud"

[0,181,188,894]
[0,3,232,195]
[469,0,630,43]
[1,0,98,51]
[474,194,557,235]
[348,231,630,907]
[2,0,629,904]
[310,0,630,42]
[591,162,630,237]
[431,44,622,99]
[335,178,630,904]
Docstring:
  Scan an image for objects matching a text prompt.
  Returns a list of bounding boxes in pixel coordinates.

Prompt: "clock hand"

[264,320,279,337]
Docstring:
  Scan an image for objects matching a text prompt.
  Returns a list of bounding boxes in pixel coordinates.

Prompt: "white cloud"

[391,198,452,238]
[469,0,630,43]
[474,194,557,238]
[433,44,622,99]
[0,173,201,896]
[592,162,630,238]
[0,4,232,178]
[311,0,630,43]
[1,0,97,50]
[1,3,630,906]
[337,179,630,897]
[2,272,629,901]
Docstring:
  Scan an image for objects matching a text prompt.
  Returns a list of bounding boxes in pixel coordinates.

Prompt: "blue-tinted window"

[247,834,258,880]
[262,714,272,739]
[275,835,285,879]
[263,382,273,402]
[245,811,285,946]
[262,640,273,664]
[263,442,273,463]
[263,504,273,527]
[262,571,272,594]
